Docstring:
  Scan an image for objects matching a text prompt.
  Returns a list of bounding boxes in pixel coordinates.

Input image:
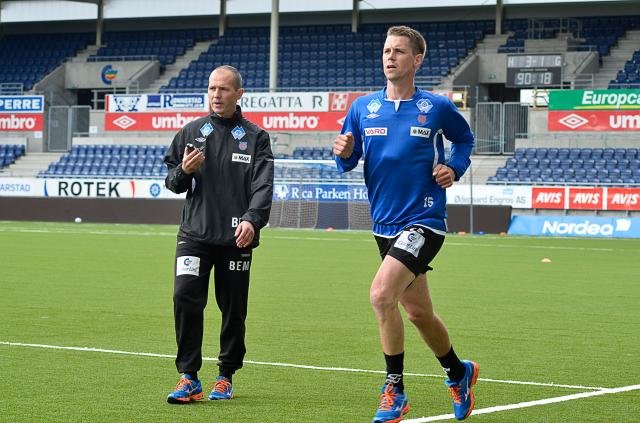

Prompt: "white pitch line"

[404,384,640,422]
[0,341,604,391]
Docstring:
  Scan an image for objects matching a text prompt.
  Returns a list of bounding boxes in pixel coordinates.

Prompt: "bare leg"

[369,256,417,355]
[399,273,451,357]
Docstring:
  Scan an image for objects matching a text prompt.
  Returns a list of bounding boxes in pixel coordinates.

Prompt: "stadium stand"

[487,147,640,186]
[0,144,26,169]
[89,28,216,67]
[162,20,491,91]
[0,33,93,91]
[35,143,365,181]
[498,15,639,55]
[38,144,167,179]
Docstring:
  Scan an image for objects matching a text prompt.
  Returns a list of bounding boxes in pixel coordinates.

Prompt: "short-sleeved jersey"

[335,88,474,237]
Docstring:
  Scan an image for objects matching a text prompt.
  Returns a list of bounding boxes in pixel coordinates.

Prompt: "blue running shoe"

[372,383,410,423]
[444,360,479,420]
[167,374,204,404]
[208,376,234,400]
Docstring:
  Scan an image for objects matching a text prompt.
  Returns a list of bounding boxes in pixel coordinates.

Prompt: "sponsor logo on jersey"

[231,125,246,140]
[364,127,387,136]
[232,153,252,163]
[366,98,382,114]
[176,256,200,276]
[416,98,433,114]
[410,126,431,138]
[394,230,425,258]
[366,113,380,119]
[200,122,214,137]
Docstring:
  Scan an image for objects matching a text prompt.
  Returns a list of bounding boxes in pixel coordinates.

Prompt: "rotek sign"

[44,179,127,197]
[0,95,45,131]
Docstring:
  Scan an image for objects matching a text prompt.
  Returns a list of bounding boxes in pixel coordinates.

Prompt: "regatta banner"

[548,89,640,131]
[104,92,367,131]
[0,95,45,131]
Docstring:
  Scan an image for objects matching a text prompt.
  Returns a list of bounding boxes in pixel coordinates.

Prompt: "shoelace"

[448,385,462,404]
[213,378,231,394]
[378,384,397,411]
[176,376,193,391]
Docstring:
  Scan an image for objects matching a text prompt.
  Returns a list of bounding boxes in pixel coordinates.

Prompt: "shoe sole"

[373,403,410,423]
[166,392,204,404]
[462,362,480,420]
[209,394,234,400]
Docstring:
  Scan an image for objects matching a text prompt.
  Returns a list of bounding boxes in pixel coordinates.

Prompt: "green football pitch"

[1,221,638,422]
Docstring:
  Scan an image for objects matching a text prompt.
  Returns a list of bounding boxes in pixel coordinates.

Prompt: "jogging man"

[164,65,274,404]
[333,26,478,422]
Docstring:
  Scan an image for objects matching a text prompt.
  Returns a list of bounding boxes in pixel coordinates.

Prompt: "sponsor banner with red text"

[0,95,45,131]
[0,113,44,131]
[104,92,367,131]
[567,187,604,210]
[548,110,640,131]
[105,112,208,131]
[531,187,565,209]
[606,188,640,211]
[243,111,349,131]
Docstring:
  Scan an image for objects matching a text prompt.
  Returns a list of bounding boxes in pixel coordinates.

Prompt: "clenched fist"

[333,132,354,159]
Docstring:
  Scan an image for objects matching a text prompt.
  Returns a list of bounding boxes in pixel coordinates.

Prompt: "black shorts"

[374,225,445,276]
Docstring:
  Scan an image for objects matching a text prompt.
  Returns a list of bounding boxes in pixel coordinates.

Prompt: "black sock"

[185,372,198,381]
[219,367,234,383]
[436,346,466,382]
[384,352,404,393]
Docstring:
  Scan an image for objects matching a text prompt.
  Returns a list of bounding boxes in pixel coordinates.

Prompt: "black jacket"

[164,107,274,247]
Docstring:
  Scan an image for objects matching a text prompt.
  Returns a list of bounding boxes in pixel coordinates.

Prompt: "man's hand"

[433,164,456,188]
[235,220,255,248]
[181,146,205,174]
[333,132,354,159]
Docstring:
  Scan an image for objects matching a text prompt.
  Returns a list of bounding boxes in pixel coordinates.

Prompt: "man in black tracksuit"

[165,65,274,404]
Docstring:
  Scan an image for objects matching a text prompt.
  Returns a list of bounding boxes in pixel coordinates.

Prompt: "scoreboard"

[506,54,563,88]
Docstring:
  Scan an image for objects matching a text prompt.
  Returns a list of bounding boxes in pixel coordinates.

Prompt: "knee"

[369,285,396,313]
[405,305,434,326]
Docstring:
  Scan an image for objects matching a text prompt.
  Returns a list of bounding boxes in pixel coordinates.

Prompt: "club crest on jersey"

[367,98,382,114]
[200,122,214,137]
[231,125,246,140]
[416,98,433,114]
[417,114,427,124]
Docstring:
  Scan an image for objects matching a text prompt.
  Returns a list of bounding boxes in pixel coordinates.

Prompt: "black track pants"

[173,236,252,374]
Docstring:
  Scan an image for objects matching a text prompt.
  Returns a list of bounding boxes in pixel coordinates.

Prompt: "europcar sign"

[548,89,640,131]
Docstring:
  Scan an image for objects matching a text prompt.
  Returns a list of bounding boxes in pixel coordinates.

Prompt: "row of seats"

[488,147,640,186]
[163,20,490,91]
[292,147,333,160]
[611,50,640,87]
[0,144,26,168]
[499,15,637,56]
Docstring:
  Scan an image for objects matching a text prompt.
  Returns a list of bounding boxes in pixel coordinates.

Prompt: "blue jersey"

[335,88,474,237]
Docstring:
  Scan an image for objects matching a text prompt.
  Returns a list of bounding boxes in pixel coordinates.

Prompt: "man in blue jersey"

[333,26,478,422]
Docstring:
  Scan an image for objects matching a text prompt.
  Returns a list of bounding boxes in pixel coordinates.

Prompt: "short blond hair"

[387,26,426,56]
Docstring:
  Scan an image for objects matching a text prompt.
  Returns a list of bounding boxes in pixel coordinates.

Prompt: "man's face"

[382,35,423,83]
[208,69,244,118]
